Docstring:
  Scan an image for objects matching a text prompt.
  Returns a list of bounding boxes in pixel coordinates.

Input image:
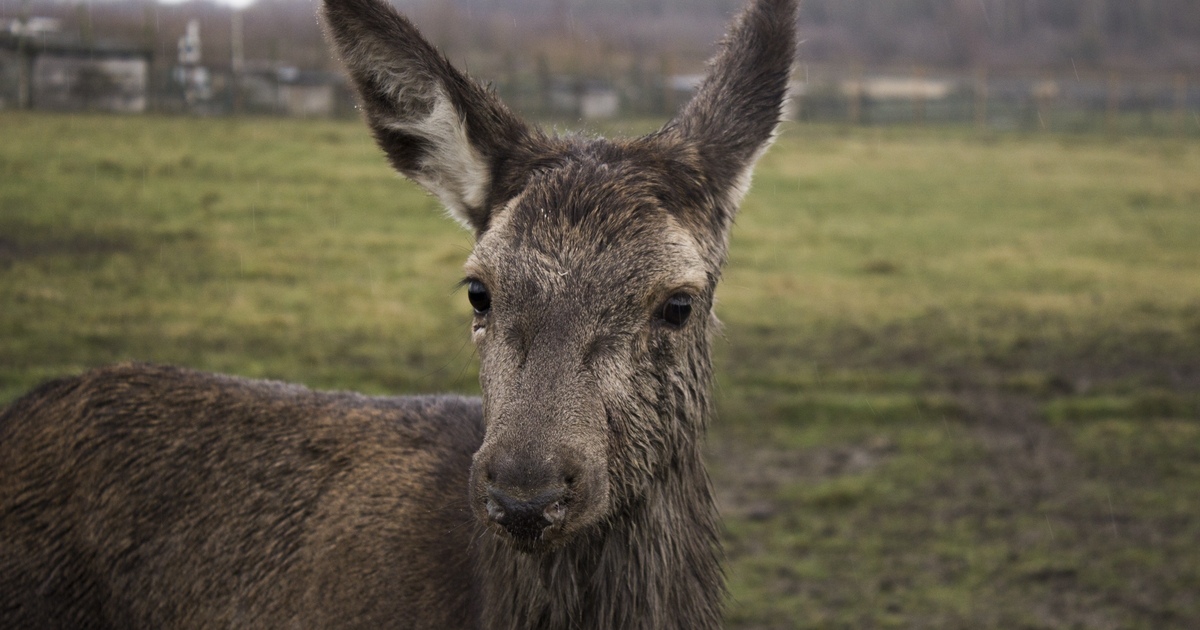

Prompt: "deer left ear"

[322,0,532,232]
[663,0,797,219]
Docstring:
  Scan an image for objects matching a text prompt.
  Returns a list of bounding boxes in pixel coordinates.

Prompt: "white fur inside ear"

[723,73,794,211]
[381,87,491,229]
[724,119,781,210]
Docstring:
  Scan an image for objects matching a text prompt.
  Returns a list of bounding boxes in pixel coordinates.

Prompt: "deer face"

[463,150,721,548]
[322,0,795,551]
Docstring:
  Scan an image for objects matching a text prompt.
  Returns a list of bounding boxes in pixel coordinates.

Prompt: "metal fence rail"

[790,66,1200,136]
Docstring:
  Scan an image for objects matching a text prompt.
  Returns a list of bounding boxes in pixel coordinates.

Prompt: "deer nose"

[485,486,568,541]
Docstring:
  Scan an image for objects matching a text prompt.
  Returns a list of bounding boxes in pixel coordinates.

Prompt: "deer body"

[1,365,484,628]
[0,0,797,628]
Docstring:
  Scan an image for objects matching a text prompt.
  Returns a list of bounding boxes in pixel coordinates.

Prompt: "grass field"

[2,111,1199,628]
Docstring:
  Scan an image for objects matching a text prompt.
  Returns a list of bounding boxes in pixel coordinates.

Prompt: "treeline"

[792,0,1200,70]
[11,0,1200,76]
[445,0,1200,71]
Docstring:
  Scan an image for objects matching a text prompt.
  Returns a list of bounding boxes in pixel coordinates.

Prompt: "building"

[0,20,152,113]
[548,77,621,120]
[276,67,346,118]
[235,65,349,118]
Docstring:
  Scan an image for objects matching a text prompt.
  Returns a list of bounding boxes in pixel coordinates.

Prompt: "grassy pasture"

[2,111,1199,628]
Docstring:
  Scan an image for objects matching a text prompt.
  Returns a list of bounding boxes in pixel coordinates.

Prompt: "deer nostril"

[485,486,568,541]
[485,497,505,522]
[544,500,567,526]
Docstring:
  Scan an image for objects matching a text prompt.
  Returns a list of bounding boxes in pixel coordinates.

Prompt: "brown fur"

[0,0,797,628]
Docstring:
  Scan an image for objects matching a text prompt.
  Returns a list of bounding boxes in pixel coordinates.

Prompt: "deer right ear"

[322,0,531,232]
[663,0,797,229]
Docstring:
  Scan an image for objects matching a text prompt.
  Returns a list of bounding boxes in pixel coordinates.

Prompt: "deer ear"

[322,0,530,232]
[664,0,797,216]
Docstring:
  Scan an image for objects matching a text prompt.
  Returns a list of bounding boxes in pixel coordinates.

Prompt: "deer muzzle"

[471,436,606,549]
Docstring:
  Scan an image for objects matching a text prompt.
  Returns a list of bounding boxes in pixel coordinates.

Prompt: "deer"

[0,0,797,627]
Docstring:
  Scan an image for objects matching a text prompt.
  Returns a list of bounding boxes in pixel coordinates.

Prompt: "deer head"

[323,0,796,552]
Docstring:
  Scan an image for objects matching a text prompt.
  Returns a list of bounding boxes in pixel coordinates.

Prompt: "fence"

[790,66,1200,137]
[4,37,1198,138]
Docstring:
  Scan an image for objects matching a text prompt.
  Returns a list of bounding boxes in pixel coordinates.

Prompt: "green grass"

[2,112,1199,628]
[1,113,478,398]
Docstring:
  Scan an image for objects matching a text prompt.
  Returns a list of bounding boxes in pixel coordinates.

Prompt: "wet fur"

[0,364,484,628]
[0,0,797,628]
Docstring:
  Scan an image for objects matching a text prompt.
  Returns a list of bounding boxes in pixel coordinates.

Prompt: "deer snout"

[485,486,568,541]
[474,447,596,546]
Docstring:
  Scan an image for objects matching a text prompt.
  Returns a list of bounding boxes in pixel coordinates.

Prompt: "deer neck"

[478,455,722,630]
[477,406,723,630]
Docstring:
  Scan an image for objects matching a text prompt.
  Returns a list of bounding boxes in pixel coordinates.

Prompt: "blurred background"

[2,0,1200,132]
[2,0,1199,628]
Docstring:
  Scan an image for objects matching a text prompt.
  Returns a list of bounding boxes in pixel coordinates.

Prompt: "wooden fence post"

[913,66,926,126]
[1174,74,1188,136]
[848,63,863,126]
[1034,76,1057,132]
[1106,72,1121,134]
[975,66,988,131]
[661,52,676,115]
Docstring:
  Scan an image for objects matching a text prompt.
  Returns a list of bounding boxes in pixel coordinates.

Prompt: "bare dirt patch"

[710,435,897,522]
[0,222,134,269]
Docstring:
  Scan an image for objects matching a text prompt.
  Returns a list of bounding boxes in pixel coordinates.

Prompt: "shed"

[0,28,152,113]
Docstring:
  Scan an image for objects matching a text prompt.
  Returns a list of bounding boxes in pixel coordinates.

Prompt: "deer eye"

[657,293,693,328]
[467,280,491,315]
